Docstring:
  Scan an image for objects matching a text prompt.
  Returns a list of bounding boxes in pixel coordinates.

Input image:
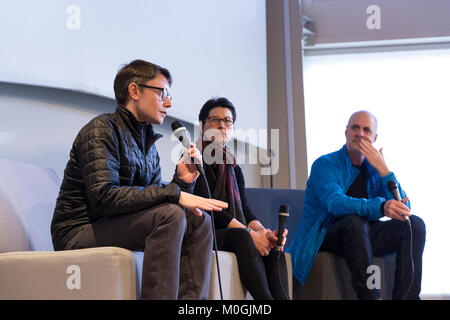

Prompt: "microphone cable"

[387,180,415,300]
[275,205,290,300]
[201,171,223,300]
[402,217,414,300]
[275,250,290,300]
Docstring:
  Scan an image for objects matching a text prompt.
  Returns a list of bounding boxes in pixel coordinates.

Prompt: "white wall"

[0,83,106,180]
[0,0,267,142]
[0,82,262,187]
[0,0,268,185]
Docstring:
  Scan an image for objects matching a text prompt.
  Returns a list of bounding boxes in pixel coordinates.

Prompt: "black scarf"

[202,142,246,225]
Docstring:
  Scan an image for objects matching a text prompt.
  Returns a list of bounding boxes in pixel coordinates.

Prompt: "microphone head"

[387,180,398,191]
[171,120,185,132]
[278,205,289,217]
[171,120,191,148]
[387,180,409,221]
[387,180,402,202]
[277,205,289,250]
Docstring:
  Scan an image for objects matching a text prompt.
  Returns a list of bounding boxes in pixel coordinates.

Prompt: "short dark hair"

[113,59,172,106]
[199,97,237,124]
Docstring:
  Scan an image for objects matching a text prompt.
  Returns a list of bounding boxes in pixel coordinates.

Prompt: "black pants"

[215,228,290,300]
[320,214,426,300]
[64,203,213,300]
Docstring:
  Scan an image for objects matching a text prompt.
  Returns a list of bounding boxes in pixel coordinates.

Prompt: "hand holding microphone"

[386,180,411,222]
[172,120,205,179]
[171,120,228,215]
[276,205,289,252]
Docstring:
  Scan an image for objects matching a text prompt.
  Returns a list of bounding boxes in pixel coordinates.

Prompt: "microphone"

[277,205,289,251]
[387,180,409,221]
[171,120,205,177]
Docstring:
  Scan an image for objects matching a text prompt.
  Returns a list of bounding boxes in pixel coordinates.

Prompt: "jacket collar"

[115,105,163,152]
[339,144,376,173]
[338,144,378,191]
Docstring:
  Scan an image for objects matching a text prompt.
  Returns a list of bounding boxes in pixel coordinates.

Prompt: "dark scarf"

[202,141,246,225]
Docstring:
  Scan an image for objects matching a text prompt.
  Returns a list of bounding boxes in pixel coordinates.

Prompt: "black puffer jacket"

[51,105,192,250]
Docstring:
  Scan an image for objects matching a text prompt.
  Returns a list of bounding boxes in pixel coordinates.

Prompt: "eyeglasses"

[206,116,234,127]
[137,84,172,101]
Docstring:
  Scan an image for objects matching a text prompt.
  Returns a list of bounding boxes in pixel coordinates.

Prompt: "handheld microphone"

[171,120,205,177]
[387,180,409,221]
[277,205,289,251]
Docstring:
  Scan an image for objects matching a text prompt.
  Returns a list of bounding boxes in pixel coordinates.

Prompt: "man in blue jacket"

[287,110,426,299]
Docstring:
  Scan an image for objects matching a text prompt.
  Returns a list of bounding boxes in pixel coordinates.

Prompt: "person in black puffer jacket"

[51,60,227,300]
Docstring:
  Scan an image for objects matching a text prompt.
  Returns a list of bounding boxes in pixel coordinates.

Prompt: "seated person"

[287,110,426,300]
[51,59,227,300]
[194,97,289,300]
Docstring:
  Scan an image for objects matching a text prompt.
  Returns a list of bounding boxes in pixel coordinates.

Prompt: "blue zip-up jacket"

[286,145,409,283]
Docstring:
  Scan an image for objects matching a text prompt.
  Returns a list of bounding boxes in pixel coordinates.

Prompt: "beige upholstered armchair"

[0,158,292,300]
[0,158,137,299]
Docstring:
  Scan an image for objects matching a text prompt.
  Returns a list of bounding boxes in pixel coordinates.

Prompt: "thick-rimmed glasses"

[206,116,234,128]
[137,84,172,101]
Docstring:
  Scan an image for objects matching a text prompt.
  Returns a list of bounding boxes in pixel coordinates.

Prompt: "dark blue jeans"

[320,214,426,300]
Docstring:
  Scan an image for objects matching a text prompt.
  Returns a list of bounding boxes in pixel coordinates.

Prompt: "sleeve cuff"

[166,183,181,203]
[380,171,396,184]
[380,201,386,216]
[171,172,195,194]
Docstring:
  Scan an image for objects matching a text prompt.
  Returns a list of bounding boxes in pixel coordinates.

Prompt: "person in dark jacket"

[193,97,289,300]
[51,60,228,300]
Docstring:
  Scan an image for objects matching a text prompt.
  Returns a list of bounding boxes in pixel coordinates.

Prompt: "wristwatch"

[245,226,252,233]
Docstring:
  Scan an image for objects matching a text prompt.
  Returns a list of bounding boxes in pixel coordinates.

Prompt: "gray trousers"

[64,203,213,300]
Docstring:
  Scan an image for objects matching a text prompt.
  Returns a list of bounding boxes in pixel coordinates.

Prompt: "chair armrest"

[0,247,137,299]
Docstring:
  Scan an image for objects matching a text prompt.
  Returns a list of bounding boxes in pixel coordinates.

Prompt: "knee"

[226,228,257,253]
[189,211,213,240]
[133,203,186,239]
[342,215,370,236]
[410,215,425,232]
[199,210,211,226]
[202,212,212,235]
[228,227,252,242]
[164,203,186,224]
[409,215,426,243]
[145,203,186,233]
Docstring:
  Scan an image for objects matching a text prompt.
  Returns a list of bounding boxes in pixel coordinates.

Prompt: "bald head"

[347,110,378,133]
[345,110,378,153]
